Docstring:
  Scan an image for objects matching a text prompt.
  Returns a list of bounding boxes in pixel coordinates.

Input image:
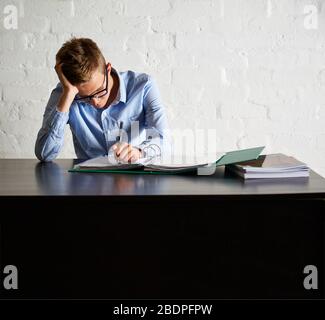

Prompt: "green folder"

[69,146,265,175]
[215,146,265,167]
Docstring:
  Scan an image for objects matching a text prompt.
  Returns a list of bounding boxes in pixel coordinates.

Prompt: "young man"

[35,37,168,163]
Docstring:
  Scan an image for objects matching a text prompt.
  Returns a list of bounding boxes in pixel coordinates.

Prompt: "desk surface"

[0,159,325,198]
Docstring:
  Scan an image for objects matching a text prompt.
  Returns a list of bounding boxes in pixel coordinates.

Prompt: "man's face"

[76,64,110,109]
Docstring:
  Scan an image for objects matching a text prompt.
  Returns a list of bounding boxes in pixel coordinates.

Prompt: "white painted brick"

[151,0,217,33]
[295,86,325,105]
[223,0,266,19]
[111,50,147,71]
[168,50,196,68]
[3,85,50,102]
[124,35,146,53]
[280,32,325,50]
[266,134,317,160]
[73,0,124,18]
[243,118,292,135]
[145,33,174,51]
[158,83,173,107]
[123,0,170,17]
[293,118,325,134]
[0,118,37,136]
[247,49,300,69]
[144,49,174,70]
[102,15,149,35]
[0,102,20,122]
[214,84,248,106]
[176,34,248,69]
[18,16,51,33]
[0,68,25,85]
[0,130,21,157]
[0,51,47,68]
[224,31,281,50]
[299,51,325,69]
[46,46,63,68]
[0,33,14,51]
[0,33,25,51]
[315,104,325,120]
[24,67,57,86]
[316,133,325,150]
[24,0,75,18]
[18,101,45,121]
[51,16,103,34]
[172,66,221,88]
[0,118,41,157]
[23,33,60,52]
[237,133,273,151]
[221,102,268,120]
[212,119,245,149]
[147,68,171,86]
[218,0,267,33]
[272,67,319,87]
[247,83,294,107]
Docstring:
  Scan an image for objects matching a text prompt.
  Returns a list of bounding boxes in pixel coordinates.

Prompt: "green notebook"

[68,146,265,175]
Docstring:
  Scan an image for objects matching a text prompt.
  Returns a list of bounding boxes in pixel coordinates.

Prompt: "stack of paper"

[227,154,309,179]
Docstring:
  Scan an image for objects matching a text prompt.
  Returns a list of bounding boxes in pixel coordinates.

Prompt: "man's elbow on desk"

[35,147,58,162]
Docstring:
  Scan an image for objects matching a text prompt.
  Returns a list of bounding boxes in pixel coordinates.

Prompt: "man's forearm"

[35,85,70,161]
[57,90,76,113]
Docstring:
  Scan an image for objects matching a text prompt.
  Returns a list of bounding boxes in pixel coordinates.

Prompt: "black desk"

[0,159,324,299]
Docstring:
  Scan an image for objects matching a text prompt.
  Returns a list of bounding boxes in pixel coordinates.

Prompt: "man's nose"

[91,97,99,106]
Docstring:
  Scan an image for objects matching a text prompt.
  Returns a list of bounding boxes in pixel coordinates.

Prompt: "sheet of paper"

[75,155,148,169]
[152,152,225,168]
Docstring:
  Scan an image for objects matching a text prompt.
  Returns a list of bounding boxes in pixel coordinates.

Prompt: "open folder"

[68,146,265,175]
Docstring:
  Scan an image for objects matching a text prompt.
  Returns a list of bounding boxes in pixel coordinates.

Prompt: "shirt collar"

[111,67,126,104]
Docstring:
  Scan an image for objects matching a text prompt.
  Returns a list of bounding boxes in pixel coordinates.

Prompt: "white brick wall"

[0,0,324,176]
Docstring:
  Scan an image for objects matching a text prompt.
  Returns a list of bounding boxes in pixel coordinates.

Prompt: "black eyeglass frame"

[74,69,108,102]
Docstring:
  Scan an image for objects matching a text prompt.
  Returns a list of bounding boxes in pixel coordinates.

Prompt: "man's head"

[56,37,113,108]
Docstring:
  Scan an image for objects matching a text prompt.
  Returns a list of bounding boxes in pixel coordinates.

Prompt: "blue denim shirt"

[35,69,169,161]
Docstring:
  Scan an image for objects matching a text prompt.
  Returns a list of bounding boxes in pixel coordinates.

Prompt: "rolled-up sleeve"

[34,83,69,162]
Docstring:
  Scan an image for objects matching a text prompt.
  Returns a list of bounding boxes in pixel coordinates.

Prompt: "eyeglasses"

[74,69,108,102]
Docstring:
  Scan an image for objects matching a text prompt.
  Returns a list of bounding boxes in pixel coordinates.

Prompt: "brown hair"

[56,37,106,85]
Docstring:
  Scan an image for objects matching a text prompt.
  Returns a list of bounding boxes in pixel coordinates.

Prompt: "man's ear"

[106,62,112,73]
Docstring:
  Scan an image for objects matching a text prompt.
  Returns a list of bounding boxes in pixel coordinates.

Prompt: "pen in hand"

[115,121,123,164]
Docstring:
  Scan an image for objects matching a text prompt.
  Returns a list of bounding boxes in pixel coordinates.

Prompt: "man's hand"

[55,63,78,96]
[112,142,143,163]
[55,62,79,113]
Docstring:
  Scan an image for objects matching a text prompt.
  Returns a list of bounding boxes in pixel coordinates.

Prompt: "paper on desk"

[144,152,225,171]
[74,155,148,169]
[74,153,225,171]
